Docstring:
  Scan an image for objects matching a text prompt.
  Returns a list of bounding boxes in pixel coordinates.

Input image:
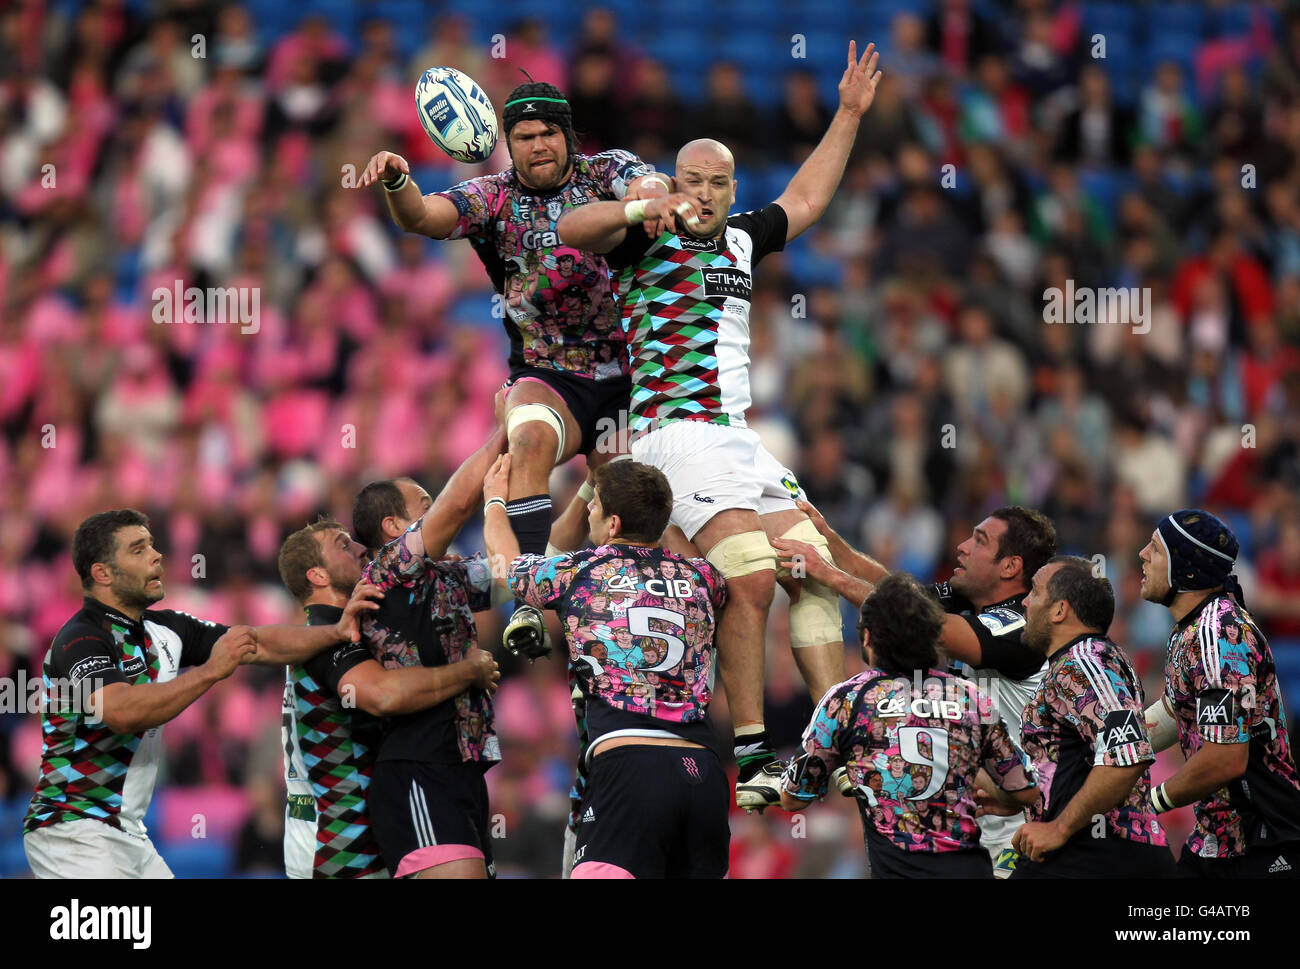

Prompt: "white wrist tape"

[382,171,409,192]
[624,199,649,224]
[640,174,669,193]
[577,481,595,503]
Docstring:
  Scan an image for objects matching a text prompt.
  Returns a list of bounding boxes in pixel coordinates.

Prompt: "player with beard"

[277,519,499,879]
[777,503,1056,875]
[1006,556,1176,877]
[357,81,668,662]
[1138,509,1300,878]
[22,510,378,878]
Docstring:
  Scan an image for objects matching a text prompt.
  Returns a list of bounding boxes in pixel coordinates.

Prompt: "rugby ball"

[415,67,498,163]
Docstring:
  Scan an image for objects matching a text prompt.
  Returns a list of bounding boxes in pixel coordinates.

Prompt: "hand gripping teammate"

[557,41,882,811]
[357,81,669,661]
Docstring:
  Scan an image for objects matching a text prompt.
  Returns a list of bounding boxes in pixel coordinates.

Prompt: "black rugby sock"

[506,494,553,556]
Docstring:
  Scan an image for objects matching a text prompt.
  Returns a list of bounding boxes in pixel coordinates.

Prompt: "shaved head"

[674,139,737,239]
[676,138,735,174]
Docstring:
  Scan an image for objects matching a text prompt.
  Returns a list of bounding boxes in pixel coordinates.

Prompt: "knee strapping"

[778,520,844,648]
[507,403,566,462]
[705,530,777,579]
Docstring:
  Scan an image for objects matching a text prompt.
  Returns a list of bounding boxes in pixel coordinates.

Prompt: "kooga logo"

[50,899,151,950]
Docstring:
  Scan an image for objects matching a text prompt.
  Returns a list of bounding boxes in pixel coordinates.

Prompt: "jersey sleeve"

[930,581,976,614]
[729,203,789,262]
[691,558,728,612]
[981,716,1037,792]
[152,611,230,669]
[362,521,432,594]
[507,552,580,610]
[303,640,373,698]
[47,623,128,714]
[781,681,853,802]
[435,173,505,242]
[585,149,654,200]
[440,554,496,613]
[961,606,1045,680]
[603,226,655,271]
[1054,645,1155,766]
[1187,604,1258,745]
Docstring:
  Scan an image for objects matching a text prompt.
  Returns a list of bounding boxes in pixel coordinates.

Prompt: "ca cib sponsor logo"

[50,899,151,950]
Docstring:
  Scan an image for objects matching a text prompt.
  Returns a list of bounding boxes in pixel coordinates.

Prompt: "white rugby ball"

[415,67,498,163]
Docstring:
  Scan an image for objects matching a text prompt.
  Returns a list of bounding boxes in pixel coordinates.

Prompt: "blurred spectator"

[691,62,764,166]
[1053,63,1133,167]
[774,70,831,164]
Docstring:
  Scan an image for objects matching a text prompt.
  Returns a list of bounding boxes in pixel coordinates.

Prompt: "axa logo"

[1100,710,1143,749]
[1196,689,1234,727]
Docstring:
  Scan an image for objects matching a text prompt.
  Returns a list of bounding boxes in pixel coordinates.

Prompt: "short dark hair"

[278,519,342,603]
[1044,555,1115,633]
[73,510,151,590]
[593,460,673,544]
[990,506,1057,591]
[857,572,944,675]
[353,479,408,552]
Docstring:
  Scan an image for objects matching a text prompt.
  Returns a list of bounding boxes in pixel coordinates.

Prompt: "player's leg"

[24,820,125,878]
[692,509,780,808]
[631,420,781,809]
[675,748,731,879]
[571,746,671,879]
[762,505,846,703]
[661,524,700,558]
[503,377,583,553]
[369,762,490,880]
[125,831,176,879]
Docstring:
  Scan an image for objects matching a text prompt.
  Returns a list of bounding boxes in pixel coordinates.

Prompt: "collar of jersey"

[1170,591,1228,637]
[83,595,141,631]
[1049,632,1108,666]
[304,602,345,625]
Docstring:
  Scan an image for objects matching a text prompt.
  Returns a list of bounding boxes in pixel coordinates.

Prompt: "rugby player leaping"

[357,80,669,657]
[558,41,882,809]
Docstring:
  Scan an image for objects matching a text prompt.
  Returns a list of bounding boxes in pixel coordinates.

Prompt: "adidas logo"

[582,806,595,823]
[1269,855,1292,873]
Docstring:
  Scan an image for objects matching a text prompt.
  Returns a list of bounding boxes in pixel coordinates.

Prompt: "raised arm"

[557,193,702,254]
[482,454,519,589]
[356,150,462,239]
[795,500,888,584]
[548,471,594,553]
[772,41,881,242]
[421,389,510,559]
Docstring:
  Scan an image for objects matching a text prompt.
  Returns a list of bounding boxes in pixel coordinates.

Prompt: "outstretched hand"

[838,41,882,119]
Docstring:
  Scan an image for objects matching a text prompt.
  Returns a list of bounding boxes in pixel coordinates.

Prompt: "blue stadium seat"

[1149,3,1205,39]
[1213,3,1270,39]
[1081,2,1140,39]
[1077,169,1129,222]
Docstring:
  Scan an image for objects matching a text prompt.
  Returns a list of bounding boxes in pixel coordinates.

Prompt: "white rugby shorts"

[630,420,805,539]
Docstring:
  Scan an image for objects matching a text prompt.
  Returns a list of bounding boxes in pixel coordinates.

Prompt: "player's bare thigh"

[691,507,764,557]
[506,378,583,464]
[761,507,807,597]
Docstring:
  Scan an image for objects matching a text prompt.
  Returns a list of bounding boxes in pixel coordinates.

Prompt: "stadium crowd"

[2,0,1300,876]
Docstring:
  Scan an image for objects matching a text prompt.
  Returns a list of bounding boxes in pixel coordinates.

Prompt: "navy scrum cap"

[1155,509,1243,604]
[502,81,575,156]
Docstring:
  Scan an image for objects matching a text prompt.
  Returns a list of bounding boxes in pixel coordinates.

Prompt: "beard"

[1020,614,1051,655]
[114,572,164,611]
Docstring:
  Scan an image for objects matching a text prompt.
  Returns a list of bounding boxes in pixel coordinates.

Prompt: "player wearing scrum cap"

[557,41,882,811]
[357,81,668,661]
[1139,509,1300,878]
